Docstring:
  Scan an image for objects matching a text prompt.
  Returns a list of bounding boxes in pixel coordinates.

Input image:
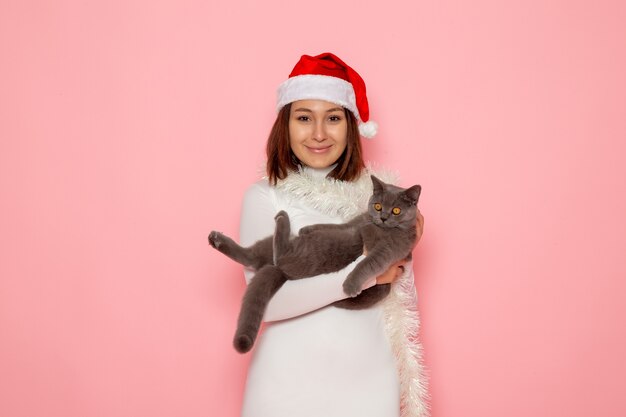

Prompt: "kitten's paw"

[234,334,254,354]
[208,231,224,249]
[343,279,363,298]
[274,211,291,234]
[298,225,317,235]
[274,210,289,222]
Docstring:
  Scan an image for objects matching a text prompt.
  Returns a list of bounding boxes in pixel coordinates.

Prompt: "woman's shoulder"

[242,178,279,210]
[244,178,271,193]
[243,178,271,199]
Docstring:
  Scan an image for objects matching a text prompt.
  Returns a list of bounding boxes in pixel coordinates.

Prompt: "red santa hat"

[276,52,378,139]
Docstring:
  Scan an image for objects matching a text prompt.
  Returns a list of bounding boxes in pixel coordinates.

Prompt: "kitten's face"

[367,176,421,229]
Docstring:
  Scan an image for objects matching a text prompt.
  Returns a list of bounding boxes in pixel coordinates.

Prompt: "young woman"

[238,53,428,417]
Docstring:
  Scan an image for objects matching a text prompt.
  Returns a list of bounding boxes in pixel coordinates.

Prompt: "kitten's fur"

[209,175,421,353]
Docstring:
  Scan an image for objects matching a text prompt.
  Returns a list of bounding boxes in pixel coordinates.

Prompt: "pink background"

[1,1,625,416]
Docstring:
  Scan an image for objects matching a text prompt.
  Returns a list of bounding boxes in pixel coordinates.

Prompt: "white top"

[239,166,400,417]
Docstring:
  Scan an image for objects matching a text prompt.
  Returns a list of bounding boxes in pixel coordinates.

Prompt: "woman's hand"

[416,209,424,244]
[376,260,406,284]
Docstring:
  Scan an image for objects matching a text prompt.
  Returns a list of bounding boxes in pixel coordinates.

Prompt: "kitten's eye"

[374,203,382,211]
[392,207,401,215]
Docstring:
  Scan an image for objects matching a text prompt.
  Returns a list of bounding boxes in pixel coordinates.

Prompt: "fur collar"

[274,165,398,221]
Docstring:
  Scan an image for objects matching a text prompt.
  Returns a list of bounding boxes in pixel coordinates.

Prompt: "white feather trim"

[273,165,430,416]
[386,263,430,417]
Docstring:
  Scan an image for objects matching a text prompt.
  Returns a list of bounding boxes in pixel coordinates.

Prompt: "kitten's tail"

[234,265,287,353]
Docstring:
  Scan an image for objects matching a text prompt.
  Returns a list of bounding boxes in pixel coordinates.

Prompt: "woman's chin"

[297,154,336,168]
[304,159,336,169]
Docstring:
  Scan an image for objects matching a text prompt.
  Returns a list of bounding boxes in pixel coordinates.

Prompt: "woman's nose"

[312,121,327,142]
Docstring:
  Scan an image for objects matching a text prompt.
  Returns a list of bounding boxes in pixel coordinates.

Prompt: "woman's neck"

[299,164,337,179]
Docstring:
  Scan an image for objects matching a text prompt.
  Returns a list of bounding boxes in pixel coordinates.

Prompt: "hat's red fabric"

[288,53,370,123]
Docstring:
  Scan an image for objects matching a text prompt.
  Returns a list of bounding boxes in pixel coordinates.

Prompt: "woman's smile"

[305,144,333,153]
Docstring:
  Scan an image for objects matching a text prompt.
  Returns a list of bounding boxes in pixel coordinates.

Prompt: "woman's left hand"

[416,210,424,243]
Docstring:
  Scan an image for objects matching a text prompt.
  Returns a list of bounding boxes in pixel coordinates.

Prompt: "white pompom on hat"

[276,53,378,139]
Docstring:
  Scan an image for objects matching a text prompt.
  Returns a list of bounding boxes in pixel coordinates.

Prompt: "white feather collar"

[274,164,398,221]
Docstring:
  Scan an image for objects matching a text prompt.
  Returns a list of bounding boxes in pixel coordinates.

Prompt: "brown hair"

[266,103,365,185]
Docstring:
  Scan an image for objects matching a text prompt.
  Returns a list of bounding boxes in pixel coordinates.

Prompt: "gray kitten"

[208,175,421,353]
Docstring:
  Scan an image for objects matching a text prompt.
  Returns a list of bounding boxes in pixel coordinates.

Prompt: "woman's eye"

[374,203,382,211]
[392,207,401,215]
[297,116,310,122]
[328,115,342,122]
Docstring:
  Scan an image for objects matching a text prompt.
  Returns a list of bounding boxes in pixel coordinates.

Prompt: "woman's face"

[288,99,348,169]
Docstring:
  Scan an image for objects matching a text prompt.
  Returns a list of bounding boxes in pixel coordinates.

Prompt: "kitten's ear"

[404,184,422,205]
[371,175,385,193]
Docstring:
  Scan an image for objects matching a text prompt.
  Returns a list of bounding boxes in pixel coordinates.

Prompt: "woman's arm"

[239,182,374,322]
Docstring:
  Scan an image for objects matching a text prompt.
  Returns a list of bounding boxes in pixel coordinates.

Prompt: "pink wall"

[2,1,625,416]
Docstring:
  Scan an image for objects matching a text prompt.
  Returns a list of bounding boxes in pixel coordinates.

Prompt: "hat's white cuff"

[276,74,361,122]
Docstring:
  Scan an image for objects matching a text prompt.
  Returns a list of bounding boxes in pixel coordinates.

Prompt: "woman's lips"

[306,145,332,154]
